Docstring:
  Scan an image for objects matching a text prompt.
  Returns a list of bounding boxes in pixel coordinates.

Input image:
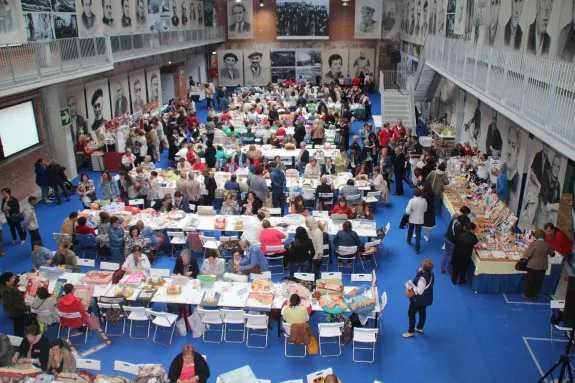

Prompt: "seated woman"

[238,240,269,274]
[47,339,76,378]
[290,195,308,216]
[221,194,240,215]
[259,220,287,255]
[136,220,164,253]
[76,173,97,208]
[168,344,210,383]
[52,242,79,272]
[333,220,364,257]
[281,294,309,325]
[57,284,90,331]
[355,161,370,179]
[224,174,241,198]
[223,250,249,282]
[141,155,156,171]
[122,246,151,273]
[241,191,263,216]
[31,287,59,329]
[331,197,354,218]
[355,201,373,220]
[223,157,239,173]
[192,157,207,171]
[200,249,226,280]
[153,194,174,213]
[173,249,199,278]
[12,325,50,371]
[60,212,78,236]
[124,225,145,258]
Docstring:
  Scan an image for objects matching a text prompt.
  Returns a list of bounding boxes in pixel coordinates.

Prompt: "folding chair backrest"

[167,231,185,238]
[282,322,292,337]
[364,240,381,248]
[381,292,388,312]
[353,327,378,339]
[221,309,245,322]
[321,272,342,280]
[244,313,268,326]
[149,268,171,277]
[367,191,380,198]
[76,234,96,247]
[351,273,373,282]
[294,272,315,282]
[76,358,101,371]
[198,308,222,322]
[268,208,282,216]
[114,360,139,376]
[128,199,144,206]
[77,259,95,268]
[7,335,22,347]
[302,189,315,200]
[100,261,120,271]
[338,245,358,256]
[265,245,285,254]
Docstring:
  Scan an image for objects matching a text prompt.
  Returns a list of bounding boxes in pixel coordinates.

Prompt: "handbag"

[307,335,319,355]
[405,288,414,298]
[515,258,528,271]
[399,213,409,229]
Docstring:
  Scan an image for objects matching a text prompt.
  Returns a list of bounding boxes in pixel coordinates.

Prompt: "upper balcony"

[423,35,575,161]
[0,26,224,98]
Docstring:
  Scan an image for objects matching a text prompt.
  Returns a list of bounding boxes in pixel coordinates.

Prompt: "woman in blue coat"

[34,159,49,204]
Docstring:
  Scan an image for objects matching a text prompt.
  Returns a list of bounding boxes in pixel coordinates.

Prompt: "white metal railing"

[379,71,385,122]
[424,35,575,153]
[110,26,225,62]
[0,37,112,91]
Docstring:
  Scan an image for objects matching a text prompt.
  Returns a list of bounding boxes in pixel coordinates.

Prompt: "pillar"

[174,63,188,99]
[454,88,466,144]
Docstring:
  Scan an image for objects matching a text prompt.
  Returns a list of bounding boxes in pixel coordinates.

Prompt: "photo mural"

[227,0,253,39]
[276,0,329,40]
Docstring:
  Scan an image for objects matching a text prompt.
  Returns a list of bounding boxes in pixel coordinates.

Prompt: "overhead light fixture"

[212,51,216,54]
[168,61,172,64]
[259,0,264,7]
[342,2,348,5]
[235,0,241,3]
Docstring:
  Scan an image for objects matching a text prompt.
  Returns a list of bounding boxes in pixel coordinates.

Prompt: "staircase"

[382,88,415,131]
[413,62,437,102]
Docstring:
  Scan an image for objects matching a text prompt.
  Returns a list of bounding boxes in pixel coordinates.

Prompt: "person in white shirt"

[240,211,266,242]
[304,158,321,179]
[405,189,428,254]
[306,217,324,279]
[370,166,388,204]
[122,246,151,274]
[475,154,489,183]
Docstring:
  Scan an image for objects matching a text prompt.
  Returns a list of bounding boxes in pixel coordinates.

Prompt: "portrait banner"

[129,69,147,114]
[24,12,54,41]
[0,0,27,44]
[295,49,321,82]
[65,86,89,146]
[218,49,244,87]
[354,0,382,39]
[227,0,253,39]
[243,49,270,86]
[76,0,103,37]
[348,48,375,77]
[321,49,348,84]
[276,0,329,40]
[53,13,78,39]
[146,66,162,108]
[85,79,111,133]
[109,74,130,117]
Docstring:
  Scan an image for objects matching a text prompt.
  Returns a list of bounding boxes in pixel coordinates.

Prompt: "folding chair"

[149,268,171,277]
[318,192,334,210]
[76,358,101,372]
[146,309,178,346]
[351,273,373,283]
[294,272,315,282]
[100,261,120,271]
[7,335,22,347]
[200,235,221,258]
[244,313,269,349]
[318,322,344,357]
[353,328,379,363]
[312,210,329,218]
[123,306,151,339]
[114,361,139,378]
[321,244,331,272]
[321,271,342,280]
[345,193,362,207]
[336,245,358,275]
[250,271,272,280]
[265,245,286,275]
[75,233,98,259]
[282,322,307,358]
[167,231,186,257]
[197,308,224,343]
[268,208,282,217]
[58,312,90,345]
[301,188,316,210]
[128,199,145,208]
[360,240,381,270]
[97,296,126,336]
[77,258,96,269]
[221,309,245,343]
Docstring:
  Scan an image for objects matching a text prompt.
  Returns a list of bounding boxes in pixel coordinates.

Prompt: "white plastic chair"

[312,210,329,218]
[318,192,334,208]
[149,268,171,277]
[337,245,358,274]
[244,313,269,349]
[353,328,379,363]
[76,358,101,371]
[362,191,381,204]
[351,273,373,283]
[268,208,282,217]
[321,244,330,272]
[7,335,22,347]
[294,272,315,282]
[123,306,151,339]
[128,199,145,208]
[77,258,95,268]
[100,261,120,271]
[250,271,272,280]
[346,193,362,206]
[197,308,224,343]
[360,240,381,270]
[58,312,89,345]
[550,300,571,346]
[366,292,387,333]
[318,322,344,357]
[146,309,178,346]
[265,245,286,275]
[321,272,342,280]
[221,309,245,343]
[282,322,307,358]
[114,360,139,377]
[167,231,186,257]
[97,301,126,336]
[200,235,221,258]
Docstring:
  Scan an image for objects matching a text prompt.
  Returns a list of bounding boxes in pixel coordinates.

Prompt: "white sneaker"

[424,236,429,242]
[402,332,415,338]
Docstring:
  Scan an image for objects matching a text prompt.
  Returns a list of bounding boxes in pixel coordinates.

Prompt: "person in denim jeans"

[287,227,315,276]
[405,189,428,254]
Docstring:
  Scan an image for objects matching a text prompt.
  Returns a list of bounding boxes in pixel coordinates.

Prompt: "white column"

[454,88,466,144]
[41,84,78,180]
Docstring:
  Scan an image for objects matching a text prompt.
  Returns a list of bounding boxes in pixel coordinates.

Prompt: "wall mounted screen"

[0,101,39,160]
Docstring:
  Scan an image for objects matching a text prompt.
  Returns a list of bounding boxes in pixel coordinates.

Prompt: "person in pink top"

[258,219,287,254]
[168,344,210,383]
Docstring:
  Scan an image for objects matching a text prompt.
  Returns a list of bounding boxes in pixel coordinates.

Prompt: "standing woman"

[76,173,97,208]
[403,258,435,338]
[203,169,217,206]
[450,222,478,285]
[99,170,120,201]
[1,188,25,245]
[168,128,180,164]
[339,118,350,151]
[522,229,555,300]
[34,159,50,204]
[135,129,148,164]
[119,172,139,203]
[287,226,315,276]
[0,272,26,337]
[422,182,436,242]
[168,344,210,383]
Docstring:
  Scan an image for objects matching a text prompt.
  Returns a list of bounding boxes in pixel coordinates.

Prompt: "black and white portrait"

[519,140,567,230]
[470,0,487,45]
[197,0,203,26]
[134,0,147,31]
[227,0,253,39]
[484,111,502,157]
[557,0,575,61]
[171,0,179,27]
[526,0,554,56]
[148,0,171,31]
[437,0,446,34]
[486,0,501,46]
[25,12,54,41]
[66,86,89,146]
[22,0,51,11]
[118,0,134,32]
[110,75,129,117]
[85,79,111,134]
[354,0,382,39]
[502,0,526,50]
[146,66,162,106]
[180,0,187,26]
[453,0,466,35]
[501,122,529,215]
[53,13,78,38]
[218,50,243,87]
[52,0,76,12]
[271,67,296,83]
[244,49,270,86]
[322,50,348,83]
[203,0,212,27]
[381,0,399,39]
[129,70,146,113]
[101,0,116,32]
[295,49,321,81]
[348,48,375,77]
[276,0,329,40]
[462,95,482,148]
[271,50,296,67]
[76,0,102,37]
[0,0,27,44]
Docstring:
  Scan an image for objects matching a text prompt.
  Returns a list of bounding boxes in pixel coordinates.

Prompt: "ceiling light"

[235,0,241,3]
[259,0,264,7]
[342,2,348,5]
[212,51,216,54]
[168,61,172,64]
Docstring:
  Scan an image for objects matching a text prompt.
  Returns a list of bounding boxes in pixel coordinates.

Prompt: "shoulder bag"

[399,213,409,229]
[515,258,528,271]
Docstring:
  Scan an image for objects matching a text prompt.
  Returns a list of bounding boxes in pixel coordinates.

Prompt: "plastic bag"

[175,318,187,336]
[188,310,205,338]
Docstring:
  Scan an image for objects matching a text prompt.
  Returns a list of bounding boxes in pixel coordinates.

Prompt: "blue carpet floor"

[0,94,561,382]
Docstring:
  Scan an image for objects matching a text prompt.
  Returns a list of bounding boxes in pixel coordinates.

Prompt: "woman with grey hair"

[306,217,324,279]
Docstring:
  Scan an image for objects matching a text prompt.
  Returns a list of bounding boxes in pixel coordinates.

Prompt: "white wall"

[186,54,207,84]
[161,73,175,103]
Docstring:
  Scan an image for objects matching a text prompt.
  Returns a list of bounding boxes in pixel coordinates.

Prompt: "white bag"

[175,318,187,336]
[188,310,205,338]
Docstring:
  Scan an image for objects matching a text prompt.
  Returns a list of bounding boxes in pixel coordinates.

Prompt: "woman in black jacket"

[240,192,262,215]
[203,169,217,206]
[12,325,50,371]
[451,222,479,285]
[287,226,315,276]
[204,141,217,169]
[1,188,25,245]
[45,160,71,205]
[168,344,210,383]
[0,272,26,337]
[34,159,49,204]
[173,250,199,278]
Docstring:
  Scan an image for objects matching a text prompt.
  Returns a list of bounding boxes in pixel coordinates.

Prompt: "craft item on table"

[114,285,134,298]
[124,272,146,285]
[167,210,186,220]
[214,217,227,230]
[217,365,259,383]
[320,294,347,313]
[284,143,296,150]
[0,364,42,380]
[52,279,67,300]
[24,276,50,299]
[251,278,273,292]
[145,277,165,287]
[198,274,216,289]
[345,295,376,314]
[316,279,344,294]
[82,270,114,284]
[122,206,141,215]
[200,291,220,307]
[282,214,306,227]
[137,287,157,302]
[39,266,66,278]
[245,292,274,311]
[170,275,189,285]
[166,283,182,295]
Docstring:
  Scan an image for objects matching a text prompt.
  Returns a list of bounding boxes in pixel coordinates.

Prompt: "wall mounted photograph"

[0,0,27,44]
[24,12,54,41]
[75,0,102,37]
[146,66,162,106]
[296,49,321,81]
[129,69,147,114]
[218,49,244,87]
[52,0,76,12]
[227,0,253,39]
[65,86,88,146]
[276,0,329,40]
[271,67,296,82]
[500,121,530,216]
[109,74,130,117]
[271,50,296,67]
[85,79,111,134]
[244,49,270,86]
[203,0,212,27]
[348,48,375,76]
[53,12,77,38]
[381,0,399,40]
[148,0,171,32]
[354,0,382,39]
[322,49,348,83]
[22,0,51,11]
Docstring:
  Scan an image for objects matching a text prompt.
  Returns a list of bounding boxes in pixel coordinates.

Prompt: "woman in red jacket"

[57,284,89,329]
[331,197,354,218]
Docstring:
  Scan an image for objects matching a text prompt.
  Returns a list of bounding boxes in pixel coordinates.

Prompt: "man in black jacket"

[441,207,471,274]
[46,160,71,205]
[451,222,479,284]
[392,146,406,195]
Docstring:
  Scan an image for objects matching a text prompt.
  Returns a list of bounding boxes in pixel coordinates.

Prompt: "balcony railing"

[110,27,225,62]
[0,37,112,95]
[424,35,575,157]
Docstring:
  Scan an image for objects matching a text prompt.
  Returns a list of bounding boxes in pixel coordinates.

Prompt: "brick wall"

[0,94,50,202]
